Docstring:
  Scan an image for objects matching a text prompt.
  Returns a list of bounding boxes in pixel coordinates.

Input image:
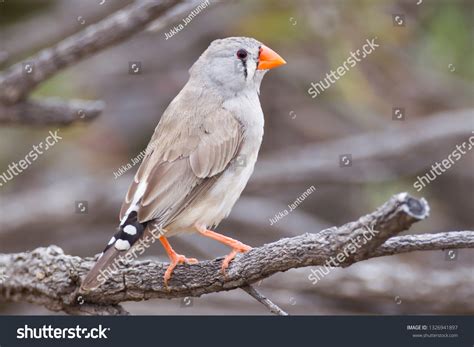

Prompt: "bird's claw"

[164,254,199,288]
[221,244,252,275]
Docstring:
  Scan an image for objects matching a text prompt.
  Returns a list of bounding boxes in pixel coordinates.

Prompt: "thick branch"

[0,98,105,125]
[0,0,184,105]
[4,193,472,315]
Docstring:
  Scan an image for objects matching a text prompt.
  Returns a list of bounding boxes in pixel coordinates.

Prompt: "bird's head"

[189,37,286,95]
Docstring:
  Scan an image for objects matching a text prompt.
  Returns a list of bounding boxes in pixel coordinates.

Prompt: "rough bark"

[1,193,472,315]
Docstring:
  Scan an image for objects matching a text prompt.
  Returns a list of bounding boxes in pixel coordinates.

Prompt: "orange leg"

[195,224,251,275]
[159,236,198,288]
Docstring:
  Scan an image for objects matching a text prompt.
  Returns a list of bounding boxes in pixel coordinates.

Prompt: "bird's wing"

[81,99,243,292]
[119,103,243,227]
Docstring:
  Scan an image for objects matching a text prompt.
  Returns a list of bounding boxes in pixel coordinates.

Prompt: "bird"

[81,37,286,291]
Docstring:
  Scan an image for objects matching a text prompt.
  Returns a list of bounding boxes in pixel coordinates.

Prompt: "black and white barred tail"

[103,211,145,254]
[80,212,146,291]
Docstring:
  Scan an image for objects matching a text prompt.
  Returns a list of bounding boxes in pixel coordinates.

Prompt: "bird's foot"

[159,236,198,288]
[221,243,252,275]
[164,253,198,288]
[194,224,251,276]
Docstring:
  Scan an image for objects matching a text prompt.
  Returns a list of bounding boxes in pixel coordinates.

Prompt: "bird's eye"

[236,49,248,59]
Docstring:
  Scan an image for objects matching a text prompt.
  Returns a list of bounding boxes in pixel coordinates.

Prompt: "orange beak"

[257,44,287,70]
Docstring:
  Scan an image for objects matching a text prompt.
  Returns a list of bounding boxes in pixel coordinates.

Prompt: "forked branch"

[0,193,472,315]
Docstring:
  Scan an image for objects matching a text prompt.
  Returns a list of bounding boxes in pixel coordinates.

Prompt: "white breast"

[167,90,264,234]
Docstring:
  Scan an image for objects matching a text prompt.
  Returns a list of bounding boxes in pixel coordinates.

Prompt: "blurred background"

[0,0,472,315]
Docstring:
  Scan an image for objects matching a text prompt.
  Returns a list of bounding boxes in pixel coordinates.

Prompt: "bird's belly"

[165,143,260,235]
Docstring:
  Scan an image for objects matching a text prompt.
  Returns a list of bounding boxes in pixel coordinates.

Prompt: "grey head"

[189,37,286,96]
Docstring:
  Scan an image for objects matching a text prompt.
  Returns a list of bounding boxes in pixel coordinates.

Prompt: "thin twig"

[241,285,289,316]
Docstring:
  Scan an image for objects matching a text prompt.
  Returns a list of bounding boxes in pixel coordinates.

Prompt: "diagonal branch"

[0,0,212,126]
[0,193,473,315]
[0,0,184,105]
[241,285,289,316]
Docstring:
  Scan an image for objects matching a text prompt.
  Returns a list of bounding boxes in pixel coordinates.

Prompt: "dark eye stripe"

[242,59,247,79]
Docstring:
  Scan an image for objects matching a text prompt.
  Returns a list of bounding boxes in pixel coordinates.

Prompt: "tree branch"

[0,0,200,126]
[241,285,289,316]
[0,0,184,105]
[372,231,474,257]
[0,98,105,125]
[0,193,472,315]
